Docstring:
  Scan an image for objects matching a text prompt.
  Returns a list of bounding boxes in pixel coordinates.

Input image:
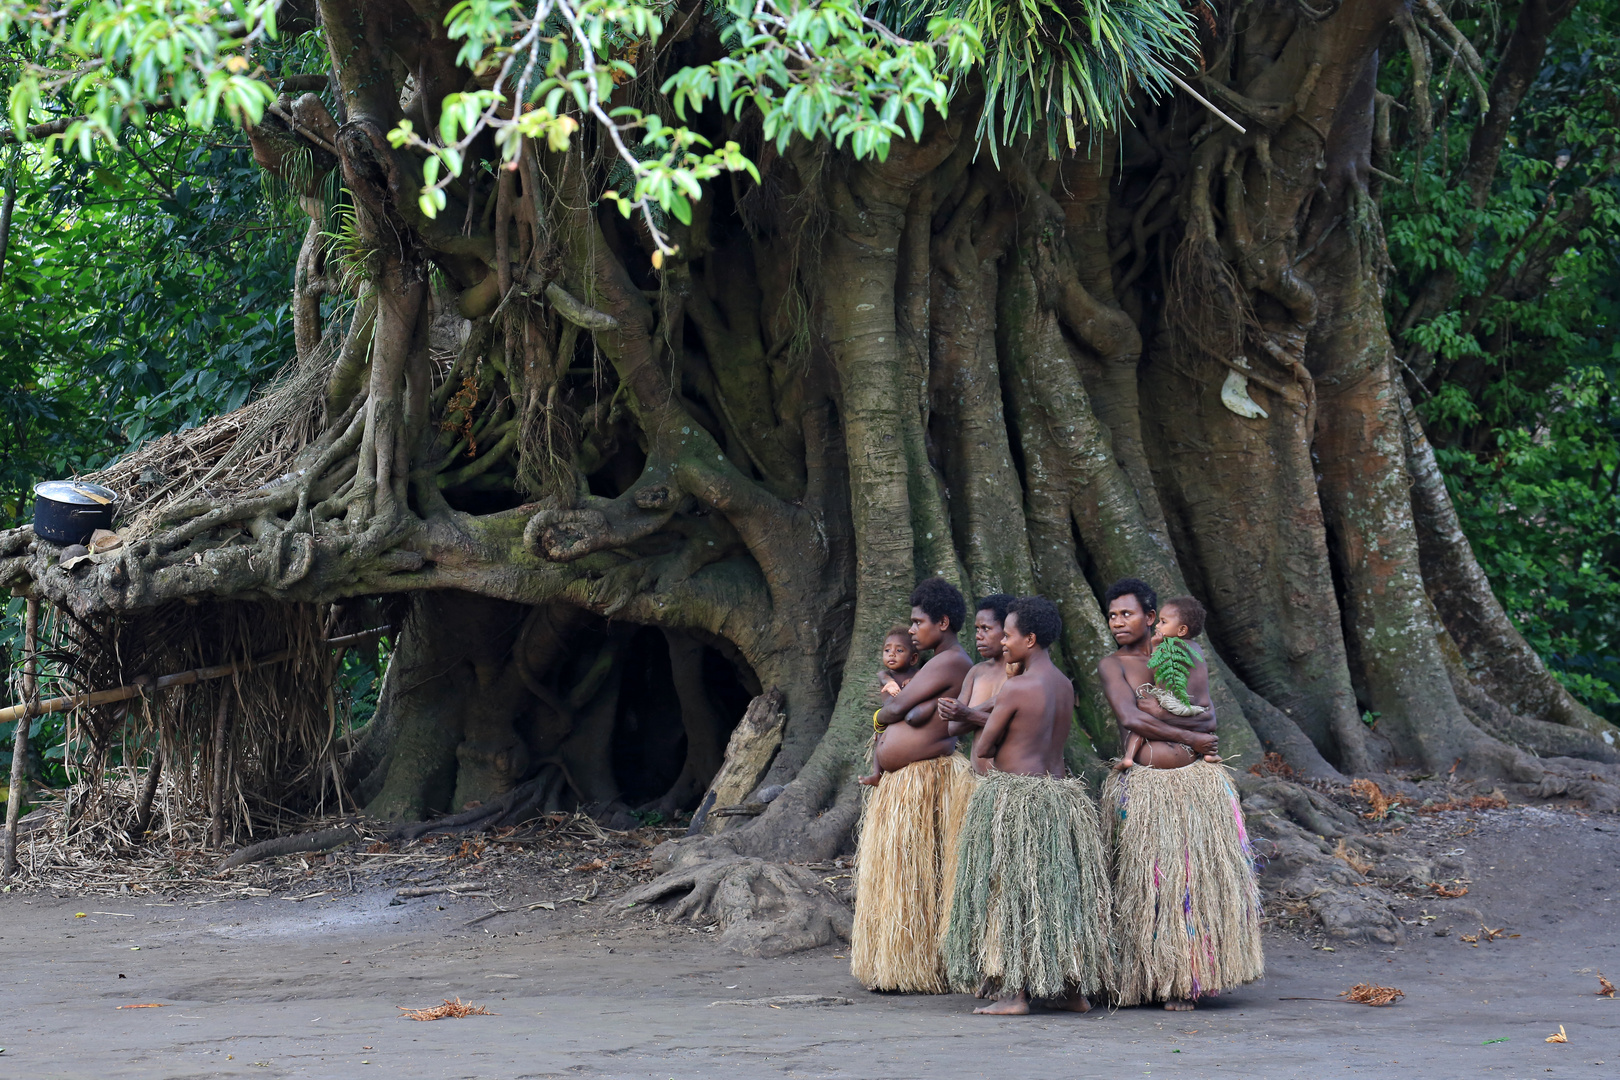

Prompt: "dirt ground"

[1,804,1616,1080]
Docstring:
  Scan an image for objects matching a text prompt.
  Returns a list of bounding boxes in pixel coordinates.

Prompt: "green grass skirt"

[941,770,1113,1000]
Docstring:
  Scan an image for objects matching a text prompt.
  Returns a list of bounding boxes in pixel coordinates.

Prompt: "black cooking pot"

[33,480,120,546]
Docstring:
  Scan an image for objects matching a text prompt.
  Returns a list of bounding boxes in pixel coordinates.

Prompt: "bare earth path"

[2,806,1616,1079]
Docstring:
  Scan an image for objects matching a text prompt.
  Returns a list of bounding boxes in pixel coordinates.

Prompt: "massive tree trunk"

[7,0,1619,935]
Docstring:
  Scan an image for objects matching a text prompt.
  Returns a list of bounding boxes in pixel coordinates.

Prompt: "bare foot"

[974,993,1030,1015]
[974,978,993,999]
[1203,754,1222,764]
[1052,992,1092,1013]
[1164,999,1196,1011]
[858,772,882,787]
[1111,757,1134,771]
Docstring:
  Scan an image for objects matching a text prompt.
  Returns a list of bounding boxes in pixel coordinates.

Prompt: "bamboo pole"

[0,625,393,727]
[4,597,39,877]
[0,649,295,726]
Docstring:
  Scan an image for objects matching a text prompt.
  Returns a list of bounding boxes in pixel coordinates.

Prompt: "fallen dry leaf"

[1248,752,1296,780]
[397,998,494,1021]
[570,858,607,873]
[1349,778,1404,821]
[1417,791,1510,814]
[1460,933,1480,946]
[1429,882,1469,898]
[1597,974,1616,999]
[1334,838,1374,876]
[1545,1025,1568,1044]
[1340,984,1404,1007]
[116,1003,167,1009]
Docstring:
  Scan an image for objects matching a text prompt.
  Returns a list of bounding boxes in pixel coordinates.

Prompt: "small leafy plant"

[1147,636,1195,706]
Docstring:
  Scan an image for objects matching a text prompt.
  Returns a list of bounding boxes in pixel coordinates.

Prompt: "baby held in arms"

[1115,596,1222,770]
[878,625,921,700]
[858,580,972,787]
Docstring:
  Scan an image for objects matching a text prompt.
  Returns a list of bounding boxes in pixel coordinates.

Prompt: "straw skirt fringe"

[941,771,1113,1000]
[1102,761,1264,1005]
[849,752,975,992]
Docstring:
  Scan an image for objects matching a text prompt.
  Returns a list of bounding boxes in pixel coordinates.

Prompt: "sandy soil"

[1,805,1616,1080]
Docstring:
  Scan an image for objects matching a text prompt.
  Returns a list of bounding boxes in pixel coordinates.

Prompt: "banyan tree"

[2,0,1615,942]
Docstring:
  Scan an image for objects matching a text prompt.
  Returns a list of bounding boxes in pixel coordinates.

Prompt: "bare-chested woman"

[1097,578,1263,1013]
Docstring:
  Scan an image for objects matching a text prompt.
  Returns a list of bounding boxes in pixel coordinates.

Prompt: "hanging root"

[1166,233,1254,361]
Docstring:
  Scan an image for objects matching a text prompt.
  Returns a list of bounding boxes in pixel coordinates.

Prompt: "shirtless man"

[862,577,973,782]
[942,596,1110,1016]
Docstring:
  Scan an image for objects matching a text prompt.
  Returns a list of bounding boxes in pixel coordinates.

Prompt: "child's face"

[1154,606,1190,640]
[883,635,916,671]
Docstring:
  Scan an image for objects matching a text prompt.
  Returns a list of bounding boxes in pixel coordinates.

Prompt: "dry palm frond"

[397,998,494,1021]
[1340,983,1404,1006]
[1545,1025,1568,1043]
[1348,777,1406,821]
[6,598,342,870]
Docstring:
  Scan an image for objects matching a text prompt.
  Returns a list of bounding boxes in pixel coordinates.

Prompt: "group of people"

[849,577,1263,1015]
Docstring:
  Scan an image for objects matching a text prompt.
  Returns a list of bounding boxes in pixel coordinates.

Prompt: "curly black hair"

[1103,577,1159,617]
[1160,595,1207,639]
[910,576,967,633]
[1006,595,1062,649]
[975,592,1015,625]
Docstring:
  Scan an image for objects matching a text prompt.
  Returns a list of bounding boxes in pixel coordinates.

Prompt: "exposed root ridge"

[620,854,852,957]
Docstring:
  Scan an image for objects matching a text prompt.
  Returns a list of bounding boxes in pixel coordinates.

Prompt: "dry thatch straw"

[8,598,343,866]
[84,332,339,540]
[849,752,974,993]
[1102,761,1265,1006]
[942,771,1113,1001]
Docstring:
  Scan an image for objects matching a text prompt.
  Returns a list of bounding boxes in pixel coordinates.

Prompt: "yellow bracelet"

[873,708,883,732]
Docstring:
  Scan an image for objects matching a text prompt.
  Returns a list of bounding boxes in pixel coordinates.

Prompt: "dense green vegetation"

[0,0,1616,804]
[1382,1,1620,718]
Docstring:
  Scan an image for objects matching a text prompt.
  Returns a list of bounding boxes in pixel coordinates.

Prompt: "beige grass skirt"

[849,752,975,992]
[1101,761,1264,1005]
[941,771,1113,1000]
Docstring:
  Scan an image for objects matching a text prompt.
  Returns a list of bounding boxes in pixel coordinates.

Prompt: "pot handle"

[71,507,112,517]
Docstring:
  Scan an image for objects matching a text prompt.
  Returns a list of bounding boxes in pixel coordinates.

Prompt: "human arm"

[1099,657,1218,756]
[876,650,967,727]
[972,690,1020,773]
[940,697,991,737]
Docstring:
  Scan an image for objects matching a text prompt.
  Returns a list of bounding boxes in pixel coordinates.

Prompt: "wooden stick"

[0,649,294,725]
[209,691,233,848]
[1166,72,1248,136]
[3,597,38,877]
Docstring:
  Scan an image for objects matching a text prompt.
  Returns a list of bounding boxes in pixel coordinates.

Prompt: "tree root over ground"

[1244,762,1620,945]
[619,852,853,958]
